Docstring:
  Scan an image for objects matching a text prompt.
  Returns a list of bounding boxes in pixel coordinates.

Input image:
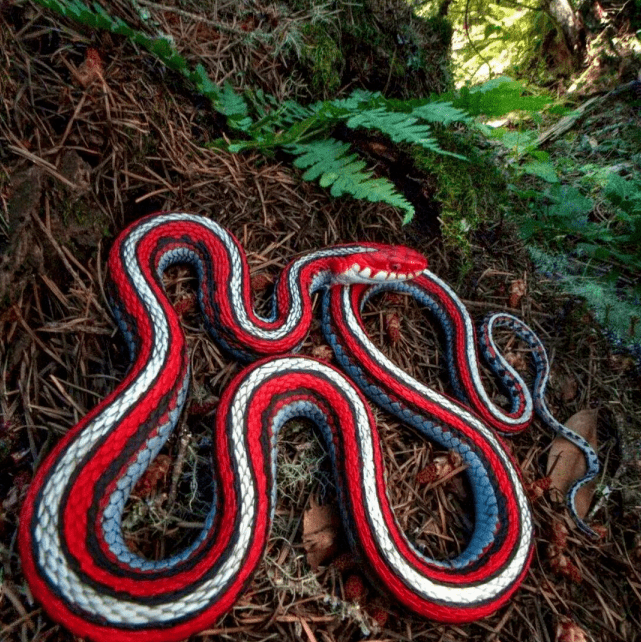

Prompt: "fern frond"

[346,108,466,159]
[289,140,414,220]
[411,102,471,126]
[454,77,553,117]
[32,0,473,223]
[529,247,641,364]
[330,89,382,110]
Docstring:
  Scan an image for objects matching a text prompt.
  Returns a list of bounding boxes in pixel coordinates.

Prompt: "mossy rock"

[300,23,344,97]
[412,128,508,263]
[283,0,453,100]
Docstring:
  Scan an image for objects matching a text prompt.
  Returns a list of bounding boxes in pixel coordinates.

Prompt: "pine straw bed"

[1,3,641,642]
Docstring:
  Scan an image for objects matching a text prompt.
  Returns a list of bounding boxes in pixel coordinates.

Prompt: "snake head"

[331,243,428,285]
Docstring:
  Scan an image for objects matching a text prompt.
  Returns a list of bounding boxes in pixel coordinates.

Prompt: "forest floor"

[1,2,640,642]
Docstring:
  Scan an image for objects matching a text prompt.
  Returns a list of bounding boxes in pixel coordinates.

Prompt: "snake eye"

[391,262,402,272]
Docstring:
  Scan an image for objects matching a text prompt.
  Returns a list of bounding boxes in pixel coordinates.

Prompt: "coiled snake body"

[19,213,598,642]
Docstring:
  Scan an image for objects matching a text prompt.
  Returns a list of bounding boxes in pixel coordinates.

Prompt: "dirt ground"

[1,3,641,642]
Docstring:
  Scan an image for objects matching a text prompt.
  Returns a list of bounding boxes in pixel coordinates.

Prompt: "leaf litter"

[547,408,599,519]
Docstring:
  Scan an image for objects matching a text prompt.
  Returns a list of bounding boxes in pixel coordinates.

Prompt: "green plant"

[512,172,641,365]
[411,127,508,264]
[25,1,641,369]
[529,246,641,362]
[516,177,641,272]
[299,23,343,97]
[32,0,472,223]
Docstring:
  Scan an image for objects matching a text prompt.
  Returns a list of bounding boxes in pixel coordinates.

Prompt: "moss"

[300,24,343,97]
[412,129,507,263]
[281,0,452,99]
[60,196,93,227]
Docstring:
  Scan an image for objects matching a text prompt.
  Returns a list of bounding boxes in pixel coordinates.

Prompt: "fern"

[31,0,477,222]
[410,101,471,126]
[452,77,553,117]
[289,140,414,218]
[529,247,641,368]
[345,108,466,159]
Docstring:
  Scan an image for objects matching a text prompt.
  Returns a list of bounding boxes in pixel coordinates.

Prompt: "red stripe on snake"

[20,213,448,642]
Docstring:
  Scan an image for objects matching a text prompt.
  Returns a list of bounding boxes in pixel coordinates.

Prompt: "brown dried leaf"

[416,454,456,485]
[250,272,274,293]
[370,605,389,628]
[546,409,598,518]
[383,292,405,306]
[174,293,196,317]
[385,312,401,345]
[311,344,334,363]
[74,47,104,88]
[556,619,589,642]
[560,375,579,402]
[133,454,172,498]
[302,497,341,570]
[508,279,527,308]
[344,574,367,602]
[505,351,527,372]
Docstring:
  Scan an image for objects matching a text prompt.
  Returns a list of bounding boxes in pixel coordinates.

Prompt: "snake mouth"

[342,264,425,283]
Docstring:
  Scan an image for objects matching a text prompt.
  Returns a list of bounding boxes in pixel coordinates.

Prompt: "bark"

[542,0,587,64]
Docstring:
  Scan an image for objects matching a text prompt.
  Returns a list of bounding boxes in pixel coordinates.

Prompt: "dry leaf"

[344,574,367,602]
[383,292,405,306]
[311,344,333,362]
[302,497,341,570]
[526,476,552,501]
[560,375,579,402]
[416,452,462,485]
[508,279,526,308]
[385,312,401,345]
[189,396,218,416]
[174,293,196,317]
[546,409,598,518]
[250,272,273,292]
[504,351,527,372]
[133,454,172,497]
[332,552,358,572]
[75,47,104,88]
[548,529,582,583]
[370,605,389,627]
[556,619,589,642]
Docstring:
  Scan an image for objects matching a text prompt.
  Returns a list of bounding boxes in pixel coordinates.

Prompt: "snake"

[321,271,599,540]
[18,212,597,642]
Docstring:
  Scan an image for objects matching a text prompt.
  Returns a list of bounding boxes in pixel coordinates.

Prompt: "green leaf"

[546,185,593,219]
[530,150,550,162]
[289,139,414,220]
[219,82,248,118]
[411,102,471,126]
[521,161,558,183]
[455,77,553,117]
[149,38,175,60]
[190,64,219,98]
[346,108,466,159]
[489,127,538,154]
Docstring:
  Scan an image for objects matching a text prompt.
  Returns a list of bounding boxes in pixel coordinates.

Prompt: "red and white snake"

[19,212,598,642]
